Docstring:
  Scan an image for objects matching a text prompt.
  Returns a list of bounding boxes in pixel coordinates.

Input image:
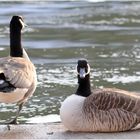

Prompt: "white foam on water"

[0,0,86,1]
[27,114,61,123]
[105,75,140,84]
[83,0,107,2]
[83,0,137,2]
[0,48,5,51]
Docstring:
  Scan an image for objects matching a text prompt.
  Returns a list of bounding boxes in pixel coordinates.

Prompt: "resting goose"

[0,16,37,125]
[60,59,140,132]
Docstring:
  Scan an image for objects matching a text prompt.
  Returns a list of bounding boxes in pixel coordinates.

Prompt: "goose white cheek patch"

[19,19,26,29]
[77,64,91,78]
[79,68,86,78]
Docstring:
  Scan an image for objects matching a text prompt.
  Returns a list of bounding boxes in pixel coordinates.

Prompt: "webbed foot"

[7,118,19,130]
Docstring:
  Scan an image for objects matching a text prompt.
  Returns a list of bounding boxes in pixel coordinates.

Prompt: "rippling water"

[0,0,140,123]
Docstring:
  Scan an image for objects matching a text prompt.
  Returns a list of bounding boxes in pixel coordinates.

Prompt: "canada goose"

[60,59,140,132]
[0,16,37,126]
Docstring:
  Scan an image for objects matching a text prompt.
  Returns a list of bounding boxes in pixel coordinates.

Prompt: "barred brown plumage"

[83,88,140,132]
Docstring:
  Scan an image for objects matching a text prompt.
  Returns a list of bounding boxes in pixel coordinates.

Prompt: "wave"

[104,75,140,84]
[27,114,61,123]
[82,0,135,2]
[0,0,135,2]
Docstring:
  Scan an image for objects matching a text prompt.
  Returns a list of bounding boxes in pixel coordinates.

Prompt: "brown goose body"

[83,88,140,132]
[0,16,37,125]
[60,60,140,132]
[0,57,36,103]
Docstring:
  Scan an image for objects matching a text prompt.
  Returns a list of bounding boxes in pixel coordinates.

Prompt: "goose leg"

[7,102,24,130]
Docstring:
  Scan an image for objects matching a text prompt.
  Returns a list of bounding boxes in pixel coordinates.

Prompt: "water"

[0,0,140,123]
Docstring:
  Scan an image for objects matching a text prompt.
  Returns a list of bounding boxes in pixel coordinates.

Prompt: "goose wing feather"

[0,57,36,88]
[83,88,140,131]
[85,88,140,112]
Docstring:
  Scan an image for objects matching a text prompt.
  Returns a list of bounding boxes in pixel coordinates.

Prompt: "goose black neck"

[75,74,91,97]
[10,28,23,57]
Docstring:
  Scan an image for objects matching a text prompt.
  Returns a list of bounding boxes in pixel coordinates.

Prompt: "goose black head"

[9,16,27,58]
[77,59,90,79]
[10,16,26,30]
[76,59,91,97]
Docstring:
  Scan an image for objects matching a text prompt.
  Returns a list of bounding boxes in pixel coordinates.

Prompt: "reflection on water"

[0,1,140,123]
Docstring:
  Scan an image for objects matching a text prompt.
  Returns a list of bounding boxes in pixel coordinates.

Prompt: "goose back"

[82,88,140,132]
[0,57,37,103]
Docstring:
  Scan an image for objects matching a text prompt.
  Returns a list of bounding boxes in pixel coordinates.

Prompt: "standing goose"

[60,59,140,132]
[0,16,37,125]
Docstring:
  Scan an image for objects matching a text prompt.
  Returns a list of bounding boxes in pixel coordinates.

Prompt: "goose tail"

[131,117,140,130]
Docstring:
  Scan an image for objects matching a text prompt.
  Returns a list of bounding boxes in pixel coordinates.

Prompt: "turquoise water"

[0,0,140,123]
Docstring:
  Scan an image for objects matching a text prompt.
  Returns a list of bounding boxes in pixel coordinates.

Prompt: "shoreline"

[0,123,140,139]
